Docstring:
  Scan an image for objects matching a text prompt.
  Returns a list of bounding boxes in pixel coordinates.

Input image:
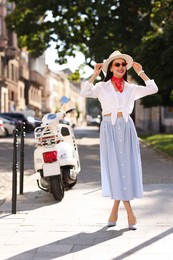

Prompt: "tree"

[133,0,173,107]
[6,0,173,107]
[6,0,152,64]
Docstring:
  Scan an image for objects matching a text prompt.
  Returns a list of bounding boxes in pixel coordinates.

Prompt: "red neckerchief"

[111,76,124,93]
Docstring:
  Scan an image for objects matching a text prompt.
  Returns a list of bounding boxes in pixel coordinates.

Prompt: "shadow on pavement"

[6,226,173,259]
[0,190,59,214]
[7,226,128,259]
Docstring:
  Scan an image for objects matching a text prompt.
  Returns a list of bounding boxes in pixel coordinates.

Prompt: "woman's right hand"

[94,63,103,77]
[88,63,103,83]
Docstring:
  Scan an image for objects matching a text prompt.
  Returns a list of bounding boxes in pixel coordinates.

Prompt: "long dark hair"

[104,60,128,82]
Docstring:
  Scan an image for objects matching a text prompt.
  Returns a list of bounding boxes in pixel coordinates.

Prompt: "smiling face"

[110,58,127,78]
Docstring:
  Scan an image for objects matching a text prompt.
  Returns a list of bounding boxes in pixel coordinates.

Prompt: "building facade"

[43,67,86,125]
[0,1,46,117]
[0,0,19,112]
[0,1,86,123]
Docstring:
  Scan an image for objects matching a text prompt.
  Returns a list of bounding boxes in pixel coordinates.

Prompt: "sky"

[45,47,93,78]
[44,11,93,78]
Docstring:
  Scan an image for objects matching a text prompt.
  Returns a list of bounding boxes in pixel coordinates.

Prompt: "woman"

[80,50,158,230]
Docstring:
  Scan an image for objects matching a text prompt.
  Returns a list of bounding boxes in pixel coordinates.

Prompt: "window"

[11,91,15,101]
[20,86,23,98]
[7,63,18,82]
[0,55,4,76]
[0,16,2,34]
[11,63,14,80]
[7,2,13,14]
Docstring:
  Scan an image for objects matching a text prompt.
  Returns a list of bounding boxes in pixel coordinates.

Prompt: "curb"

[139,138,173,162]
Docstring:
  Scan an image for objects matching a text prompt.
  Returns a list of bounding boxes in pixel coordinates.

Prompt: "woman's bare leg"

[108,200,120,222]
[123,201,136,224]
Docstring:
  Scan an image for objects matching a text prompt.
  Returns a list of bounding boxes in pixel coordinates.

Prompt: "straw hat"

[102,50,133,72]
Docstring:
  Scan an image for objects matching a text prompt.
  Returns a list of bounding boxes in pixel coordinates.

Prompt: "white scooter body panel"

[34,100,81,198]
[34,125,80,175]
[33,100,80,199]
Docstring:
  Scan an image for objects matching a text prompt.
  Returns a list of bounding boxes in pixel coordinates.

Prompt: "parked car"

[86,115,101,127]
[0,118,5,137]
[0,117,15,136]
[0,112,35,132]
[0,115,22,131]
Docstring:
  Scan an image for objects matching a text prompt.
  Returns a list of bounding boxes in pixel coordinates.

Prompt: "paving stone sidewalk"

[0,127,173,260]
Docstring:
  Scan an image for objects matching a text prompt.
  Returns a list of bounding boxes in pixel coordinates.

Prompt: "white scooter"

[33,96,80,201]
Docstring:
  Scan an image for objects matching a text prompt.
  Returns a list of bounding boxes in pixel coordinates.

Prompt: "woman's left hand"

[132,62,143,74]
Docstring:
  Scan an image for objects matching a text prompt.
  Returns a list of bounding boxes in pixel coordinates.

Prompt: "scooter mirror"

[27,116,35,123]
[27,116,41,124]
[61,96,69,104]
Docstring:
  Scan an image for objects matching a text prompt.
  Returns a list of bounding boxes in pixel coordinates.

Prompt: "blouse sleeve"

[133,79,158,100]
[80,81,101,98]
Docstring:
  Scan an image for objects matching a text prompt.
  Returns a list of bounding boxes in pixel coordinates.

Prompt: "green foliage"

[6,0,173,107]
[68,70,81,83]
[141,134,173,157]
[141,94,162,108]
[134,12,173,107]
[6,0,152,62]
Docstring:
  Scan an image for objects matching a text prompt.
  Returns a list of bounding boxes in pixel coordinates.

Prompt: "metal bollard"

[19,122,25,194]
[12,129,18,214]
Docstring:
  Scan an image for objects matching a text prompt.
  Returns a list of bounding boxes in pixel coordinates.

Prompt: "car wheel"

[3,128,8,137]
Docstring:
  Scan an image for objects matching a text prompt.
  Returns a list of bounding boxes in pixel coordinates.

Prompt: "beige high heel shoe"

[107,215,118,227]
[128,223,137,230]
[128,215,137,230]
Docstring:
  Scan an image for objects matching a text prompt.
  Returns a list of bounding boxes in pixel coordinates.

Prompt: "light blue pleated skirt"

[100,116,143,200]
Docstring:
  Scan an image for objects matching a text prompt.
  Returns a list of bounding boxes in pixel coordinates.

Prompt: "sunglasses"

[112,62,128,67]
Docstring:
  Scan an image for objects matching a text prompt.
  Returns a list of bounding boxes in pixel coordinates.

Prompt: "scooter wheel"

[50,175,64,201]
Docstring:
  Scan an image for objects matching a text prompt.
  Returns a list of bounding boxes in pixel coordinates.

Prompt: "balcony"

[30,71,45,86]
[5,47,17,60]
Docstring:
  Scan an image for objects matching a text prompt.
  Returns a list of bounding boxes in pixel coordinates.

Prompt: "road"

[0,126,101,205]
[1,126,173,205]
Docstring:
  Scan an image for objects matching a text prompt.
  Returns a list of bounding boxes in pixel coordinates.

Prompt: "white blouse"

[81,79,158,125]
